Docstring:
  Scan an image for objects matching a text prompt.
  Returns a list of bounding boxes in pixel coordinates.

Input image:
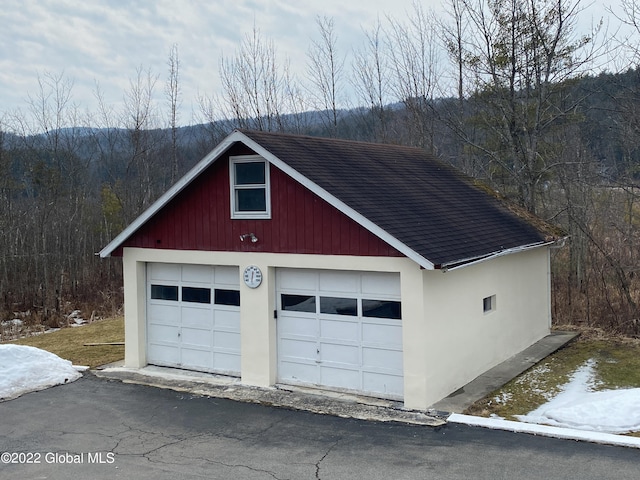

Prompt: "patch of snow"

[513,362,558,400]
[492,392,512,405]
[516,359,640,434]
[1,319,23,327]
[0,345,83,401]
[68,310,87,325]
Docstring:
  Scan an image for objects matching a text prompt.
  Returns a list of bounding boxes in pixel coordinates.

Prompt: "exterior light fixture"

[239,233,258,243]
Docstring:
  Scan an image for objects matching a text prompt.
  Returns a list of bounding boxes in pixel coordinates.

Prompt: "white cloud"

[0,0,618,127]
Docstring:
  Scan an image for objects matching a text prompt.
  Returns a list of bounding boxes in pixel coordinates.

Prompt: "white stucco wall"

[120,245,550,411]
[420,246,551,408]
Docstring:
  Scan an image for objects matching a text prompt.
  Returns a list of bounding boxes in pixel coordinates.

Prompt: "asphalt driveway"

[0,373,639,480]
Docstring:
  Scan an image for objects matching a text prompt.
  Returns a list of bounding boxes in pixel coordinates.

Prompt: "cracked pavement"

[1,373,639,480]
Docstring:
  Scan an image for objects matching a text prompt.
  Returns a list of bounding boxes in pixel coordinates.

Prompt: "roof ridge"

[236,128,431,154]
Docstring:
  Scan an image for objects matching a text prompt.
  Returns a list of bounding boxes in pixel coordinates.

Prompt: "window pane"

[236,188,266,212]
[215,289,240,306]
[151,284,178,301]
[362,299,401,319]
[483,295,495,313]
[281,294,316,313]
[182,286,211,304]
[320,297,357,316]
[235,162,265,185]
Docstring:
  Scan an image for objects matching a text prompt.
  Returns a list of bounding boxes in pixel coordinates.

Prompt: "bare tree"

[1,72,99,320]
[306,16,345,136]
[386,4,441,151]
[122,66,162,218]
[166,43,181,183]
[219,25,290,132]
[281,62,313,134]
[442,0,469,109]
[612,0,640,65]
[352,20,392,142]
[0,114,13,313]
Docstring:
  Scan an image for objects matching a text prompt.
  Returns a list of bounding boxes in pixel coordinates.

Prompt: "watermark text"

[1,451,115,465]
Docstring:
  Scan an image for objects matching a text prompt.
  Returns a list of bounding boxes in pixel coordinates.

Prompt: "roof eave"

[436,240,557,272]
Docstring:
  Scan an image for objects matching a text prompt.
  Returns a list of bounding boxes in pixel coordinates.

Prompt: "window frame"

[483,294,496,314]
[229,155,271,219]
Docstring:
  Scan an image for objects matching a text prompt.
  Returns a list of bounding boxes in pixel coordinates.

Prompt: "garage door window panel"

[319,297,357,316]
[362,299,402,319]
[182,287,211,304]
[282,294,316,313]
[151,285,178,301]
[215,289,240,306]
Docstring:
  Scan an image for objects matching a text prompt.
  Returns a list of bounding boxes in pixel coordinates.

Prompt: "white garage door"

[277,269,403,399]
[146,263,241,375]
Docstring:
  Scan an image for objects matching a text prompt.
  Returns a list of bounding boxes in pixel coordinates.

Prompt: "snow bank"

[0,345,84,401]
[516,359,640,434]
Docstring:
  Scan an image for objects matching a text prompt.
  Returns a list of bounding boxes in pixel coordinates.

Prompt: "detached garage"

[100,129,561,410]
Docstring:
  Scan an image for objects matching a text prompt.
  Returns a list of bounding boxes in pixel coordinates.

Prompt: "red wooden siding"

[116,146,404,258]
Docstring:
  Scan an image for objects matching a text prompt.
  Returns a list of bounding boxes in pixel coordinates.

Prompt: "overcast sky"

[0,0,623,127]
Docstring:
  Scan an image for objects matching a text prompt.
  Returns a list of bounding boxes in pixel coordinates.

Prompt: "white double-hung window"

[230,155,271,219]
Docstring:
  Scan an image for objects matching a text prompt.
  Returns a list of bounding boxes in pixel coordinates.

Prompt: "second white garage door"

[146,263,241,376]
[276,269,404,399]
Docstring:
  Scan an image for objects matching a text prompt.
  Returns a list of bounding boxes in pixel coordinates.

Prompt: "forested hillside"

[2,0,640,335]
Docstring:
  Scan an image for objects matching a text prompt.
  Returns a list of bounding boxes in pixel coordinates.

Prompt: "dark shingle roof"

[239,129,552,268]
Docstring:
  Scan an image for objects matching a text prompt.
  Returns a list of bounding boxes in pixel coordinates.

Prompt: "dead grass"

[5,317,124,368]
[464,332,640,436]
